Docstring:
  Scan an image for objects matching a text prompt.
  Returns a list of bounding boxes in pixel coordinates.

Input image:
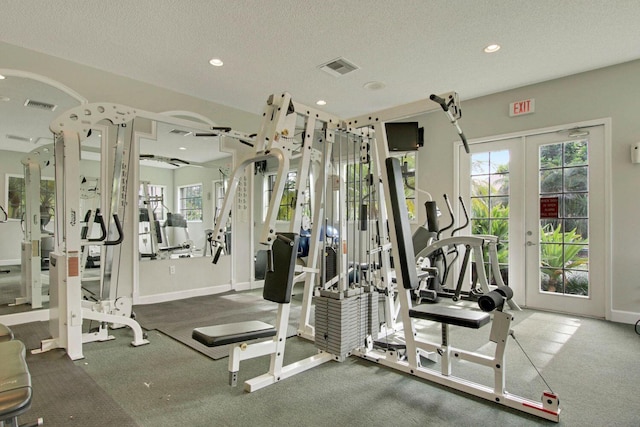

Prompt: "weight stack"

[314,291,378,359]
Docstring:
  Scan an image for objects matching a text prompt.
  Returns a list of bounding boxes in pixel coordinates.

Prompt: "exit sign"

[509,98,535,117]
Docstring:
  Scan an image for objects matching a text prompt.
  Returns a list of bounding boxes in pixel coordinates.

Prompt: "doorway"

[458,122,609,318]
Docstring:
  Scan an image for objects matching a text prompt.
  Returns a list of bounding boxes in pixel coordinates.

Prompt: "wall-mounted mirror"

[134,114,236,302]
[0,70,87,317]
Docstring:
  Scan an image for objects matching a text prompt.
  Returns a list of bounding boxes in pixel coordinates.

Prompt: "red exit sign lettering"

[509,98,535,117]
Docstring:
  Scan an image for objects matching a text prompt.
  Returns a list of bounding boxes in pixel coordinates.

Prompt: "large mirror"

[0,70,86,316]
[134,114,237,301]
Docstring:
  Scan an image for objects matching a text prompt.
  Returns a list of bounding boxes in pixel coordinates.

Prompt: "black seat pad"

[192,321,276,347]
[409,304,490,329]
[0,340,32,419]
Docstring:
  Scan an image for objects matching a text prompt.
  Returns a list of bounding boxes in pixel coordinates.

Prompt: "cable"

[510,331,554,393]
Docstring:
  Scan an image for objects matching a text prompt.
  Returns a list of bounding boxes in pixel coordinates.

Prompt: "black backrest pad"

[263,232,300,304]
[385,157,419,290]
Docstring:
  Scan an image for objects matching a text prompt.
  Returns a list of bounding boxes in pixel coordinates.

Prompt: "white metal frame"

[35,102,251,360]
[350,97,560,422]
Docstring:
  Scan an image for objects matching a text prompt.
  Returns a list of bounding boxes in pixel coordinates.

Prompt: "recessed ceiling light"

[209,58,224,67]
[0,75,5,80]
[363,81,386,91]
[179,147,187,150]
[483,44,501,53]
[316,100,327,106]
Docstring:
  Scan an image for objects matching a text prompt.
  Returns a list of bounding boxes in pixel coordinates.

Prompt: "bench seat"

[0,323,13,342]
[0,340,32,421]
[409,304,490,329]
[192,321,276,347]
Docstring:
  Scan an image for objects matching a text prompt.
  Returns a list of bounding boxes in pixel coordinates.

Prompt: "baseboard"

[134,284,233,305]
[609,309,640,325]
[233,280,264,292]
[0,308,50,326]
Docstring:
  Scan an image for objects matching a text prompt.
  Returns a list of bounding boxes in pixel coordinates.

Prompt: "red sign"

[540,197,559,218]
[509,98,535,117]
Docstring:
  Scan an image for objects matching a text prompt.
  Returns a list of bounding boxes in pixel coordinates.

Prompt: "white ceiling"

[0,76,228,165]
[2,0,640,161]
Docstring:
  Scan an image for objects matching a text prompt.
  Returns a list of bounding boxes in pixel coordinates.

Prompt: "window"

[265,172,311,222]
[6,175,55,225]
[470,150,510,284]
[178,183,203,221]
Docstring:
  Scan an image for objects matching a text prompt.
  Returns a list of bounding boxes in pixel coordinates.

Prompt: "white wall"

[413,60,640,322]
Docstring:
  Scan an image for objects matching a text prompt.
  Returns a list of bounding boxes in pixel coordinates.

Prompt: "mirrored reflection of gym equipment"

[11,145,54,309]
[138,182,194,260]
[35,103,250,360]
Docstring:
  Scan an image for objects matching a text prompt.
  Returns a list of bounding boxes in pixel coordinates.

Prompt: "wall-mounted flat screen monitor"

[386,122,424,151]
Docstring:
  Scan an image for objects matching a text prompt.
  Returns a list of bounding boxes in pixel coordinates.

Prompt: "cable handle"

[104,214,124,246]
[88,209,108,242]
[451,196,470,236]
[429,94,449,112]
[437,194,456,239]
[430,93,470,153]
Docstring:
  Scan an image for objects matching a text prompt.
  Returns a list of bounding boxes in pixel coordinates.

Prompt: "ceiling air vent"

[319,57,360,77]
[169,129,192,136]
[6,134,35,143]
[24,99,58,111]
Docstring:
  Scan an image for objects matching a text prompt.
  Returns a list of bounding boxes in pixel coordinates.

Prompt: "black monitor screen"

[386,122,423,151]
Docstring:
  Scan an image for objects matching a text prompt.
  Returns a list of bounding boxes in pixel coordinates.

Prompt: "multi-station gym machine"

[200,92,560,422]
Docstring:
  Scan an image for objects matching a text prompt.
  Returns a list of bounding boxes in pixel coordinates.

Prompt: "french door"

[524,126,606,317]
[459,124,607,318]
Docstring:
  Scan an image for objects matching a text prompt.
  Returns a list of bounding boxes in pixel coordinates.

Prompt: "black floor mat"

[133,290,302,360]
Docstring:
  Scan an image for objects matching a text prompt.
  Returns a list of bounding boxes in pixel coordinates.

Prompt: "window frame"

[177,182,203,222]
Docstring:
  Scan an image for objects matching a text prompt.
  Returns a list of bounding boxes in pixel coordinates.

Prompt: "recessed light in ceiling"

[483,44,501,53]
[0,75,5,80]
[316,100,327,106]
[179,147,187,150]
[363,81,386,91]
[209,58,224,67]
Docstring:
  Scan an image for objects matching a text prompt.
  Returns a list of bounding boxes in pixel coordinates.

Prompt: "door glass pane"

[471,176,489,196]
[540,169,563,193]
[538,141,589,297]
[470,150,510,284]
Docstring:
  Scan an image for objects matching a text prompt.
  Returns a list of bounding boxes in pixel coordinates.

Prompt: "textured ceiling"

[2,0,640,118]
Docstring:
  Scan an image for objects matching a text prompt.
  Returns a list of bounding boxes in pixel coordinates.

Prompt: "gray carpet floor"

[7,292,640,426]
[10,322,137,426]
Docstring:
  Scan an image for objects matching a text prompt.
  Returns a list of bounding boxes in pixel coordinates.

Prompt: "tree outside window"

[7,176,55,228]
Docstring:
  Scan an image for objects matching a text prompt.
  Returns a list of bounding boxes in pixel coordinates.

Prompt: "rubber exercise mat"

[133,290,303,360]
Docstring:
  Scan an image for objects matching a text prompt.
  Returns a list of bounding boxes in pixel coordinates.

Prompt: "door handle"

[526,241,536,246]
